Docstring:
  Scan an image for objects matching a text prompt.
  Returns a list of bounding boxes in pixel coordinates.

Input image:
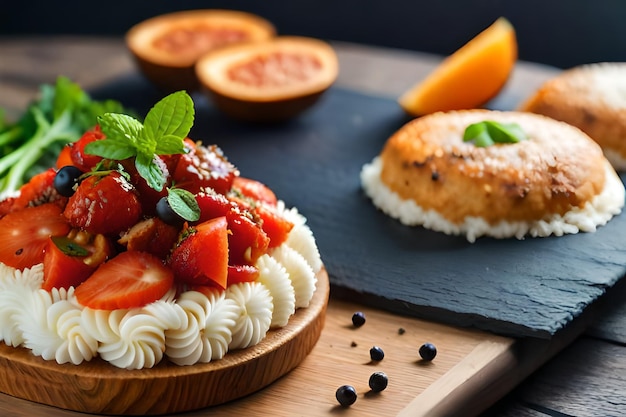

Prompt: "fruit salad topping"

[0,89,321,369]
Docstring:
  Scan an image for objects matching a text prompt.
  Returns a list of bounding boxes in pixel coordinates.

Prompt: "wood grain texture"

[0,269,329,415]
[487,338,626,417]
[0,287,519,417]
[586,276,626,344]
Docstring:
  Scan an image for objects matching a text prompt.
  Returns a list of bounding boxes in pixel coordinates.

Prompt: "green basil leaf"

[473,131,495,147]
[463,120,527,147]
[463,121,487,142]
[143,91,194,143]
[486,121,527,143]
[167,188,200,222]
[51,236,89,257]
[463,121,494,147]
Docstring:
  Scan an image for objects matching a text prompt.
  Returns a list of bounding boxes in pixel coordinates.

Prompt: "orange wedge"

[399,17,517,116]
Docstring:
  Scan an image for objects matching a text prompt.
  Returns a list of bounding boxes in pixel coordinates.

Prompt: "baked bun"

[519,62,626,170]
[360,109,624,242]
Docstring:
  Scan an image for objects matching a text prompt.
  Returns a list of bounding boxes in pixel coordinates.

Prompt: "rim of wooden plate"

[0,268,330,415]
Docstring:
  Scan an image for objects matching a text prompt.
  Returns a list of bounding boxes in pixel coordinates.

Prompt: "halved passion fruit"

[126,9,276,92]
[195,36,339,122]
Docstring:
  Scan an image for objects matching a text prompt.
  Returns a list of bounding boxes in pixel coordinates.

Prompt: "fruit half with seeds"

[196,36,339,122]
[126,9,276,92]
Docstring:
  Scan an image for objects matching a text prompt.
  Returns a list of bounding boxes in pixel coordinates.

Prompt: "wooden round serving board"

[0,268,329,415]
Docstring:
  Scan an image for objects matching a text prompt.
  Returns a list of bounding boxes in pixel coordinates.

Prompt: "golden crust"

[519,62,626,165]
[379,110,608,225]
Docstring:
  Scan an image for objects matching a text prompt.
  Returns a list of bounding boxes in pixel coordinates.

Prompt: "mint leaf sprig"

[85,91,195,191]
[463,120,528,147]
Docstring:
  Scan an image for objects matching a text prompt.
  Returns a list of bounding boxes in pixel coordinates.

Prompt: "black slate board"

[91,74,626,339]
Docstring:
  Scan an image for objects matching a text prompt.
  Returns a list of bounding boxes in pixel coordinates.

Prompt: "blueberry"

[419,342,437,361]
[54,166,83,197]
[335,384,357,407]
[156,196,183,226]
[368,371,388,392]
[369,346,385,361]
[351,312,366,327]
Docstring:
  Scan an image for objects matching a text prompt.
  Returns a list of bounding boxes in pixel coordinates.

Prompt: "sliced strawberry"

[118,217,180,259]
[173,143,237,194]
[0,203,70,269]
[70,126,105,172]
[63,171,142,236]
[227,264,260,285]
[231,176,278,206]
[0,197,16,218]
[74,251,174,310]
[169,216,229,289]
[42,236,96,291]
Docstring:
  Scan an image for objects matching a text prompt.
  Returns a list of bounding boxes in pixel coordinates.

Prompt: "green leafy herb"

[167,188,200,222]
[86,91,194,191]
[0,76,127,195]
[463,120,528,147]
[51,236,90,257]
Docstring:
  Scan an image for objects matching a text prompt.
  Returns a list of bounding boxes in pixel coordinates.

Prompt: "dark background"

[1,0,625,69]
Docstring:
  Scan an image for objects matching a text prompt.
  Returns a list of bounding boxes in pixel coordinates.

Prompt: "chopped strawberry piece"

[227,212,269,265]
[255,204,294,248]
[195,190,233,222]
[194,190,269,265]
[55,145,73,169]
[70,126,105,172]
[9,168,67,212]
[169,217,229,289]
[173,143,237,194]
[231,176,278,206]
[227,264,260,285]
[63,172,142,236]
[42,237,96,291]
[75,251,174,310]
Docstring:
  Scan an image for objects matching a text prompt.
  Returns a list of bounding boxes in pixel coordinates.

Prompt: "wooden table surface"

[0,36,624,417]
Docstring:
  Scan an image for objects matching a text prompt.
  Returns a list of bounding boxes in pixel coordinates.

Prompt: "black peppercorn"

[368,371,389,392]
[335,385,357,407]
[369,346,385,361]
[419,342,437,361]
[351,312,366,327]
